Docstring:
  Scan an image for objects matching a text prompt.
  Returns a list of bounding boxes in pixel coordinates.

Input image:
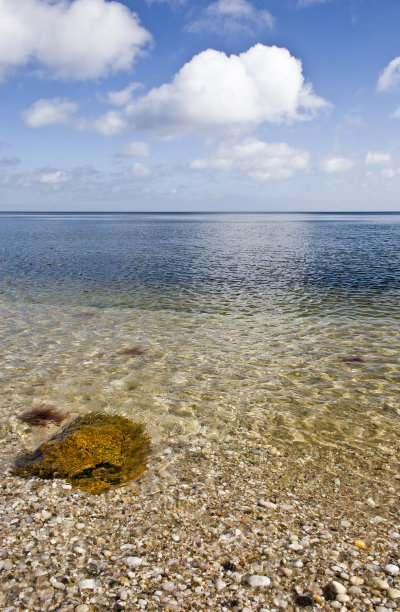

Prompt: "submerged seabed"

[0,296,399,479]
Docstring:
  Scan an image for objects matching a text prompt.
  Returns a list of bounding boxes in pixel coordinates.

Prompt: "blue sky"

[1,0,400,211]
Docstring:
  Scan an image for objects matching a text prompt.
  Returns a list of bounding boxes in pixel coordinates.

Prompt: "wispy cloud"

[365,151,392,166]
[298,0,331,7]
[187,0,274,34]
[22,98,78,127]
[118,141,151,157]
[378,57,400,91]
[191,138,310,181]
[320,156,355,174]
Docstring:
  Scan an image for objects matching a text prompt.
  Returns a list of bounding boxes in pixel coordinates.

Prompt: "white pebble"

[75,606,90,612]
[119,589,128,601]
[215,578,226,591]
[172,534,180,542]
[76,522,85,530]
[386,588,400,599]
[334,478,341,486]
[74,547,85,555]
[336,593,350,603]
[374,578,390,590]
[366,497,376,506]
[385,564,400,576]
[78,579,96,590]
[293,560,303,568]
[161,581,175,592]
[126,556,142,567]
[329,580,347,594]
[350,576,364,586]
[41,510,52,520]
[247,575,271,588]
[259,499,276,509]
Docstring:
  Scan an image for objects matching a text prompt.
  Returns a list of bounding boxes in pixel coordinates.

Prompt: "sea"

[0,212,399,476]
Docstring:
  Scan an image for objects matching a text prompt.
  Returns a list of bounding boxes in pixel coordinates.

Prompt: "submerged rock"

[13,413,150,494]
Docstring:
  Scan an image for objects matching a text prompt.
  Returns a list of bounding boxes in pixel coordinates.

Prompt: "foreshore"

[1,426,399,611]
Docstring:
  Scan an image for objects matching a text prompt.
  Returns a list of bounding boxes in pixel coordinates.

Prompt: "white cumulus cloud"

[0,0,151,80]
[191,138,310,181]
[188,0,274,34]
[365,151,392,166]
[123,44,329,136]
[118,141,151,157]
[22,98,78,127]
[320,156,355,174]
[378,57,400,91]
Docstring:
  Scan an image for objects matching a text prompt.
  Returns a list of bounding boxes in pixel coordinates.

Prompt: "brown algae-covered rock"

[13,413,150,494]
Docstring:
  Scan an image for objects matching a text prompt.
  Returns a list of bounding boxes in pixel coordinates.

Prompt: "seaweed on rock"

[13,413,150,494]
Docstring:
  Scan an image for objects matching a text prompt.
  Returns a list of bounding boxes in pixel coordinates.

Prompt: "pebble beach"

[1,422,399,611]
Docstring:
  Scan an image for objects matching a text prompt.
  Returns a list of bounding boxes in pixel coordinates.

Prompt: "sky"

[1,0,400,211]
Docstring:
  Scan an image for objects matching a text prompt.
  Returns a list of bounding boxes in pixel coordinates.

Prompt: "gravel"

[1,427,399,611]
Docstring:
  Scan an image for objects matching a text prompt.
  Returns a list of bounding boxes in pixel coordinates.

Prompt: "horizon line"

[0,210,400,215]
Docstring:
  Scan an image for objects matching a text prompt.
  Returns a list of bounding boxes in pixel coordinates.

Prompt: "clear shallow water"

[0,213,399,475]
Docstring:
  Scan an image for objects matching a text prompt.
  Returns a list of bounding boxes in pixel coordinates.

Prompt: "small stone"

[289,543,303,551]
[172,534,180,542]
[386,588,400,599]
[340,520,351,528]
[354,539,367,549]
[74,547,85,555]
[294,560,303,568]
[76,523,85,530]
[350,576,364,586]
[78,579,96,591]
[385,564,400,576]
[336,593,350,603]
[162,581,175,592]
[329,581,347,595]
[259,500,276,509]
[126,556,142,567]
[334,478,341,486]
[281,568,293,577]
[366,497,376,506]
[374,578,390,590]
[375,607,389,612]
[41,510,52,520]
[215,579,226,591]
[305,584,323,596]
[247,575,271,588]
[349,586,362,597]
[75,606,90,612]
[294,595,313,607]
[119,589,128,601]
